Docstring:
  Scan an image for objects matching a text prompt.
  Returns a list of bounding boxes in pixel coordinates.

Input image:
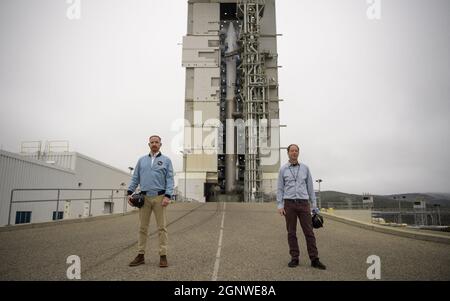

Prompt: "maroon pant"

[284,200,319,261]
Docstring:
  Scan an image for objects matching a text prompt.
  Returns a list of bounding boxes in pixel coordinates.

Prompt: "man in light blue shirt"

[277,144,326,270]
[127,135,174,268]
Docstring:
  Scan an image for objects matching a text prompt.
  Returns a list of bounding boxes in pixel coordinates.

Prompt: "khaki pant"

[138,195,168,256]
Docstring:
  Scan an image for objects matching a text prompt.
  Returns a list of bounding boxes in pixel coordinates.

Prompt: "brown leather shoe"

[159,255,168,268]
[129,254,145,267]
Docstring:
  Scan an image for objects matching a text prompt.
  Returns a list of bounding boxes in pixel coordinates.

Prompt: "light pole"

[433,204,441,226]
[180,151,187,202]
[315,179,323,209]
[393,195,406,224]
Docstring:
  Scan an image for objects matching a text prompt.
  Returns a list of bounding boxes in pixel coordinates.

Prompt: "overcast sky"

[0,0,449,195]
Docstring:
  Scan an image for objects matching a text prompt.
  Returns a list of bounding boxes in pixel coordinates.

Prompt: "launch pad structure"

[181,0,281,203]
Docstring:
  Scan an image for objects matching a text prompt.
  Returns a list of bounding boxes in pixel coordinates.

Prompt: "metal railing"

[8,188,130,226]
[371,207,450,226]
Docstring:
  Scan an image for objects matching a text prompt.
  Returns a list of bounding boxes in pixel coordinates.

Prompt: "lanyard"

[288,164,300,183]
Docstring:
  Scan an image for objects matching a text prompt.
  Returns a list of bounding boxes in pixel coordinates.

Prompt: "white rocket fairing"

[225,22,238,194]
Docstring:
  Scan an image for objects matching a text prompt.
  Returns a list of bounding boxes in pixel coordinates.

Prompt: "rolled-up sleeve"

[165,159,174,197]
[276,167,285,209]
[306,167,317,208]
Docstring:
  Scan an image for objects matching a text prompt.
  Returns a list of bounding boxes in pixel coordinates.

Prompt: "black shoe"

[288,258,299,268]
[311,259,326,270]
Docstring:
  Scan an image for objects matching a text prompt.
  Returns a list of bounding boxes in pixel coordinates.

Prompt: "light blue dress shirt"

[277,162,317,210]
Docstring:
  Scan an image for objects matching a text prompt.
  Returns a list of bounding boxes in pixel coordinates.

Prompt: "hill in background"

[319,191,450,209]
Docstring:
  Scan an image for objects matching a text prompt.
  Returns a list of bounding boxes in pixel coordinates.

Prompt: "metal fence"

[371,207,450,226]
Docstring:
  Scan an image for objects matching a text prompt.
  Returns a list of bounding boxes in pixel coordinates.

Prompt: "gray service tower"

[181,0,281,202]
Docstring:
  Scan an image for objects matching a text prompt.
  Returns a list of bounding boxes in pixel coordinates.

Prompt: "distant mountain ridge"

[319,191,450,208]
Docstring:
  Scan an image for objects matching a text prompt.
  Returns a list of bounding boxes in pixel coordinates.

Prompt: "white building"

[0,150,132,226]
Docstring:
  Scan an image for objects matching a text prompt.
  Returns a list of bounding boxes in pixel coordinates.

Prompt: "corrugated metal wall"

[72,153,131,220]
[21,152,76,170]
[0,150,76,226]
[0,150,132,226]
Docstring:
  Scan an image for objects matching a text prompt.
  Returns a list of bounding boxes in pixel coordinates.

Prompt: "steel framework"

[237,0,269,202]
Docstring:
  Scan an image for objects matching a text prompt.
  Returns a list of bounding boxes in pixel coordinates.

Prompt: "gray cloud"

[1,0,449,195]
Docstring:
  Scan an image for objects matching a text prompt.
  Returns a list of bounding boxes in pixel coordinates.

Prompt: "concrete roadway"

[0,202,449,281]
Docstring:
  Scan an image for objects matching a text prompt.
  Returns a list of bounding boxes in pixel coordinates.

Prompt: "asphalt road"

[0,202,449,281]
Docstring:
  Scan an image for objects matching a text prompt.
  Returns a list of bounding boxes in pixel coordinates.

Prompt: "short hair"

[287,144,299,152]
[149,135,162,142]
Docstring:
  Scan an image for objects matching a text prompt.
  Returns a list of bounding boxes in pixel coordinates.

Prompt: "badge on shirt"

[157,161,163,166]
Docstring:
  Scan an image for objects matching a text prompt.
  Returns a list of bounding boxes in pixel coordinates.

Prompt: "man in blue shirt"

[127,135,174,268]
[277,144,326,270]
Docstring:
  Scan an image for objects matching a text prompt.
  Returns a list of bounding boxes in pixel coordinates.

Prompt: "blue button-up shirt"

[277,162,317,209]
[128,152,174,198]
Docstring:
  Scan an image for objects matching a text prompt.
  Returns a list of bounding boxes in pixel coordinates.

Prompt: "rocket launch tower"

[181,0,281,202]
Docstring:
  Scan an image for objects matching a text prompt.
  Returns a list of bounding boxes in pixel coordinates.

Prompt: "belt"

[285,199,309,203]
[141,190,166,197]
